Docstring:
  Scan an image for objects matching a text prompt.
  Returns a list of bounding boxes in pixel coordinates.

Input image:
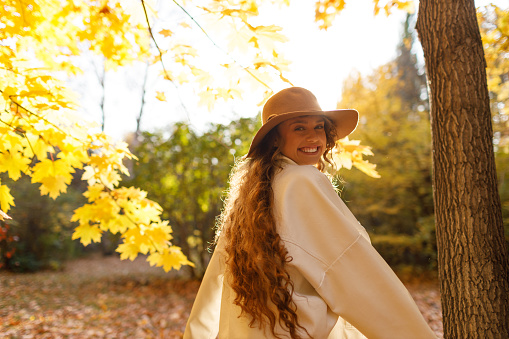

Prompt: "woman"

[184,87,436,338]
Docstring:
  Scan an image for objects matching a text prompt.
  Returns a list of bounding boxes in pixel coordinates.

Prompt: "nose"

[305,129,320,142]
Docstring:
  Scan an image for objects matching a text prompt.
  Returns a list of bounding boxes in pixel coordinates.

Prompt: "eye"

[294,126,305,131]
[315,124,325,130]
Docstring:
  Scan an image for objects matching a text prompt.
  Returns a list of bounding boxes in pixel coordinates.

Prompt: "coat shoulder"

[275,163,335,197]
[276,163,326,186]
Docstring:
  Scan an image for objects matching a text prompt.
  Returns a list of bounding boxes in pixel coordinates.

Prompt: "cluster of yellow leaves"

[332,138,381,178]
[152,0,293,108]
[1,0,149,74]
[73,184,193,271]
[0,0,386,271]
[0,0,191,271]
[314,0,414,30]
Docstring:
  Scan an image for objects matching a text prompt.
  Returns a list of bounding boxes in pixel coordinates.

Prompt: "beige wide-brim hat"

[247,87,359,157]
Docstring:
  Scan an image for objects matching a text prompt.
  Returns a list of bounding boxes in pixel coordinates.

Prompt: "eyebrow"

[289,118,325,126]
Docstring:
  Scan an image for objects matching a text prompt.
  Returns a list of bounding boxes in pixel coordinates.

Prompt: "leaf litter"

[0,254,443,338]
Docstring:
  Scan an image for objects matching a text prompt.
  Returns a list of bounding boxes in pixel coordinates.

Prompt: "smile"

[299,147,320,153]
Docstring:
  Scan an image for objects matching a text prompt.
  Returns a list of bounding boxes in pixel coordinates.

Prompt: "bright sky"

[70,0,503,140]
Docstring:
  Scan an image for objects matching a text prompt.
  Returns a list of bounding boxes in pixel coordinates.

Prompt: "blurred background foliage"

[1,10,508,276]
[126,118,260,277]
[0,173,87,272]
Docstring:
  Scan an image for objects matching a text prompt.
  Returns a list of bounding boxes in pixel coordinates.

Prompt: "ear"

[274,136,279,147]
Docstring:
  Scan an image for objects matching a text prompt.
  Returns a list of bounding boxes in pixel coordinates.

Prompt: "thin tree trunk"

[136,61,150,139]
[416,0,509,337]
[95,61,106,132]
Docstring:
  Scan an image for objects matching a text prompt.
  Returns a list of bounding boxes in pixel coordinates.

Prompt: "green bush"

[1,174,87,272]
[370,217,437,272]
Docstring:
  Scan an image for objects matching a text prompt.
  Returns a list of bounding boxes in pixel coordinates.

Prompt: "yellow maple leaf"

[0,148,31,181]
[83,184,105,202]
[159,28,173,37]
[147,246,194,272]
[354,159,381,178]
[0,184,15,212]
[145,221,173,251]
[333,152,353,170]
[198,89,216,111]
[191,68,212,87]
[106,214,132,234]
[38,176,69,199]
[155,91,166,101]
[72,224,102,246]
[31,158,74,199]
[32,158,74,183]
[98,170,122,190]
[116,241,140,261]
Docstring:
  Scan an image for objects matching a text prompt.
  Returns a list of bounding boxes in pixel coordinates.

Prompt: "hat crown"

[262,87,322,124]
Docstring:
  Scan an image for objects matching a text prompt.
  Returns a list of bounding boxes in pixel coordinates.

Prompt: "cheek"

[321,133,328,144]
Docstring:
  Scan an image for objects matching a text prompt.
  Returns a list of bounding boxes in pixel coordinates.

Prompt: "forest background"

[0,0,508,278]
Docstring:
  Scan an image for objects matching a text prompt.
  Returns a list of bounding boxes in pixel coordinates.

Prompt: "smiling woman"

[183,87,436,339]
[275,116,329,166]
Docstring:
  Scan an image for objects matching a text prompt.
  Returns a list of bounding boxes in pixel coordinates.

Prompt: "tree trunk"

[416,1,509,337]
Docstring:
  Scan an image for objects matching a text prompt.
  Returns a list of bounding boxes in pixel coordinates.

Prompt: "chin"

[299,158,321,166]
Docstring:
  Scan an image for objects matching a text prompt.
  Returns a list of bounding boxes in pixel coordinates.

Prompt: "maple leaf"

[155,91,166,101]
[117,241,140,261]
[145,221,173,251]
[354,159,381,178]
[83,184,106,202]
[106,215,132,234]
[0,184,15,212]
[159,28,173,37]
[38,175,69,199]
[72,224,102,246]
[148,246,194,272]
[333,151,353,170]
[31,158,74,199]
[0,147,31,181]
[198,89,216,111]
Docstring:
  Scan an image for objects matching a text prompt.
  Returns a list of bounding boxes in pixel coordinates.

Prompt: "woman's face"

[276,115,327,166]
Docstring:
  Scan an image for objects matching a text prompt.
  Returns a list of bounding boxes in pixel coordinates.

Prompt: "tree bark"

[416,0,509,337]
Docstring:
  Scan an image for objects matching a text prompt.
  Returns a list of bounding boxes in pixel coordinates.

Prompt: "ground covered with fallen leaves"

[1,254,443,338]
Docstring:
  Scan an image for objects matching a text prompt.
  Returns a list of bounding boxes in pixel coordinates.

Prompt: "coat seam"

[318,233,362,289]
[281,237,329,267]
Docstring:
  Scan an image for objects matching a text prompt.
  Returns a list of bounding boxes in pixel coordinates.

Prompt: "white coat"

[184,156,437,338]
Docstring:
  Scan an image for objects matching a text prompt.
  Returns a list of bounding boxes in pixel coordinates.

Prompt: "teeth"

[301,147,318,153]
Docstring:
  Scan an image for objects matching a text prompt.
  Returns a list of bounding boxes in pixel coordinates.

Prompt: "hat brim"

[246,109,359,157]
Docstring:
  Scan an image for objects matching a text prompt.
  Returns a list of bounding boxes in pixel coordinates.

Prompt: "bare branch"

[170,0,276,90]
[140,0,189,115]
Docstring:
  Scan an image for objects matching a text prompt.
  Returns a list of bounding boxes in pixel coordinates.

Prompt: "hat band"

[266,114,276,123]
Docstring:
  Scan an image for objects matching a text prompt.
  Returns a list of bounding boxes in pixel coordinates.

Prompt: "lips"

[299,146,320,153]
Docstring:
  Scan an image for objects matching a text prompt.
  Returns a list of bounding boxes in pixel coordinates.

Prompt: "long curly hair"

[216,117,337,338]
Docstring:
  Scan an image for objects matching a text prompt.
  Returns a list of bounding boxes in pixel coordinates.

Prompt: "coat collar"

[279,154,297,166]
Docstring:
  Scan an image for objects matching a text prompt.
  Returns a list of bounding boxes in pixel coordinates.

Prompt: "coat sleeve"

[273,166,436,339]
[183,240,225,339]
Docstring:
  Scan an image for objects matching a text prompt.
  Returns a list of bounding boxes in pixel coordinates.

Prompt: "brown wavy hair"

[216,117,337,338]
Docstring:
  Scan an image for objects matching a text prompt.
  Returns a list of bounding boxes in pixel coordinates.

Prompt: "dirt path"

[1,254,443,338]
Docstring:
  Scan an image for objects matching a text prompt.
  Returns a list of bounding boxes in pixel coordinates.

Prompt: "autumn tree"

[1,0,380,272]
[338,15,433,236]
[316,0,509,336]
[414,0,509,337]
